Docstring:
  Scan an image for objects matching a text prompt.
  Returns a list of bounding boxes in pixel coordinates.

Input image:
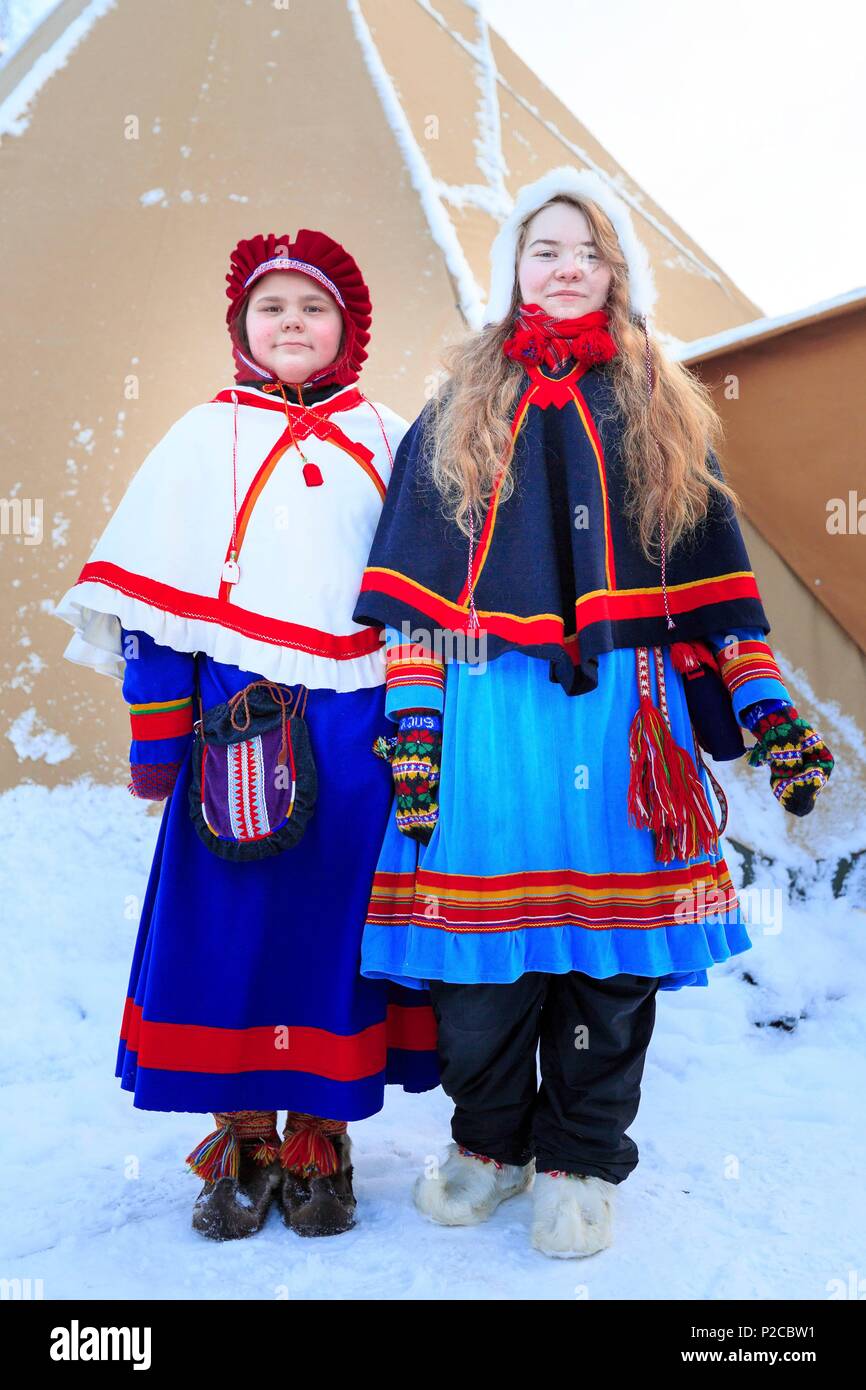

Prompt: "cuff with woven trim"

[385,643,445,721]
[129,696,194,743]
[712,637,785,700]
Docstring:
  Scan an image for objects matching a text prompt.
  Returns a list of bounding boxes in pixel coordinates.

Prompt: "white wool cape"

[54,385,408,692]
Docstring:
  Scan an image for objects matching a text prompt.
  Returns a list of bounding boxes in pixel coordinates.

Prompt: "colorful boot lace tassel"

[280,1112,349,1177]
[185,1110,281,1181]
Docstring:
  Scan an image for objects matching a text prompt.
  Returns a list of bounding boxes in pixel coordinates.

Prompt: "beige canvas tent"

[1,0,862,864]
[674,291,866,859]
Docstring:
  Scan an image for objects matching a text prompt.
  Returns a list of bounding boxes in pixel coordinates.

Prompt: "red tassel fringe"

[185,1111,281,1181]
[668,639,719,676]
[279,1113,348,1177]
[627,647,719,864]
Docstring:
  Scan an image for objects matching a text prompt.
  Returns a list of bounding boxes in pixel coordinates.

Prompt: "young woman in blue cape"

[352,168,835,1258]
[55,230,440,1242]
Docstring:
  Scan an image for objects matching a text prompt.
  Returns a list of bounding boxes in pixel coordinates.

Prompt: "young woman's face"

[244,270,344,383]
[517,203,613,317]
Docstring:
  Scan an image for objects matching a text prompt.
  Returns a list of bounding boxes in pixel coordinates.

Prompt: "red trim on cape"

[569,382,617,590]
[361,564,767,644]
[360,567,581,657]
[457,385,539,604]
[217,426,384,603]
[573,572,763,628]
[78,560,382,660]
[455,364,615,606]
[360,567,762,659]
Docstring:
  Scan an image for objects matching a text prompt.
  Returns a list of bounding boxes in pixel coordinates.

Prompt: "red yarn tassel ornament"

[185,1111,281,1180]
[626,646,719,864]
[279,1113,348,1177]
[668,639,720,677]
[185,1122,240,1182]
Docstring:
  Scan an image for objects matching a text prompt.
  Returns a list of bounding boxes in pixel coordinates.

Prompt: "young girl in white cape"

[56,229,440,1241]
[353,169,834,1258]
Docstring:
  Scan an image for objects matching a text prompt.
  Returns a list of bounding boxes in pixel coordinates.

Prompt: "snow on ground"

[1,765,864,1301]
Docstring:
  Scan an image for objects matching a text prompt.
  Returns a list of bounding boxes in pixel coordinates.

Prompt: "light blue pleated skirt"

[360,646,752,992]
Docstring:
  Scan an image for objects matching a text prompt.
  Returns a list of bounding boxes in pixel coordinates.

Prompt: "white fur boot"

[530,1171,616,1257]
[413,1143,534,1226]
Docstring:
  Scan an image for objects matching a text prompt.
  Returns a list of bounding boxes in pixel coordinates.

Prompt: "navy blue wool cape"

[353,358,771,697]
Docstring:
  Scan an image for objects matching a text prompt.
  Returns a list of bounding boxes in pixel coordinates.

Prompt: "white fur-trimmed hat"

[483,165,658,326]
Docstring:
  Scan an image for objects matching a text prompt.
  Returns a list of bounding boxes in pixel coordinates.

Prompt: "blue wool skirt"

[117,655,440,1116]
[360,646,753,993]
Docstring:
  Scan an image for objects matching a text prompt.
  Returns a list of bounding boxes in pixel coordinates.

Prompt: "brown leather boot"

[186,1110,282,1242]
[192,1149,283,1241]
[278,1117,357,1237]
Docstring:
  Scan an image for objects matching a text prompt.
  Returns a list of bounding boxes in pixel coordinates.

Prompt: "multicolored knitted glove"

[373,712,441,844]
[744,701,834,817]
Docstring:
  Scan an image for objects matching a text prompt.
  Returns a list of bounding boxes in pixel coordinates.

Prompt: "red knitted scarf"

[503,304,619,373]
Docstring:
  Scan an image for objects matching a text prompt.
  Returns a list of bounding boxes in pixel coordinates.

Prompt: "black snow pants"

[427,970,661,1185]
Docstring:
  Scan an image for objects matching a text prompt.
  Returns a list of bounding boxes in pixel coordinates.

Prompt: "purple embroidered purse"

[188,664,317,861]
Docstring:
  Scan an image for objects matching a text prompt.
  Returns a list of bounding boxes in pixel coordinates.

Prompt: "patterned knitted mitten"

[373,712,442,844]
[745,703,834,817]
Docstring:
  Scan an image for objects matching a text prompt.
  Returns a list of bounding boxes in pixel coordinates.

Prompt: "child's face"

[245,270,344,383]
[517,203,612,317]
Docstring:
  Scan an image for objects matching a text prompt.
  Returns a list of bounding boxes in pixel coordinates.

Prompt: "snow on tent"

[1,0,863,900]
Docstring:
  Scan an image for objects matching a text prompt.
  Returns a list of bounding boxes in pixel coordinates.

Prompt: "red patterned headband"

[242,246,346,308]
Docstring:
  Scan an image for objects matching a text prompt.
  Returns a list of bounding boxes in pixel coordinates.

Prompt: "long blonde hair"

[424,194,740,563]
